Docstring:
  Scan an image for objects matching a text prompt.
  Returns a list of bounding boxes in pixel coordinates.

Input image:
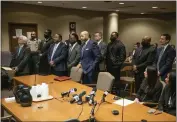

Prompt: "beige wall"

[2,2,176,53]
[119,18,176,53]
[2,2,104,51]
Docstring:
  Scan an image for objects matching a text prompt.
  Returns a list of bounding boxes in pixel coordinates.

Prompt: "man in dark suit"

[67,33,81,75]
[132,36,156,92]
[48,34,68,76]
[38,29,54,75]
[10,36,31,76]
[76,31,101,84]
[153,34,176,81]
[106,32,126,94]
[94,32,107,72]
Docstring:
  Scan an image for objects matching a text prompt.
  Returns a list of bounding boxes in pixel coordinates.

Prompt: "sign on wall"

[69,22,76,33]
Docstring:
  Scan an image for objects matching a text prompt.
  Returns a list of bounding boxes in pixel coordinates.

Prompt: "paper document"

[27,32,31,39]
[2,67,13,71]
[113,99,135,106]
[15,29,22,37]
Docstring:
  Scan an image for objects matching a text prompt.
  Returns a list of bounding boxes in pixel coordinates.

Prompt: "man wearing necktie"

[67,33,81,75]
[132,36,156,92]
[153,34,176,81]
[38,29,54,75]
[76,31,101,84]
[10,36,31,76]
[48,34,68,76]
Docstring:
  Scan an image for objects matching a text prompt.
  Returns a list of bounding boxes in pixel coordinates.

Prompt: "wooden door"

[8,23,38,52]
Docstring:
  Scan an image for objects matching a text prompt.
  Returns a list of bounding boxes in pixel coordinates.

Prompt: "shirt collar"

[97,39,102,45]
[85,39,90,45]
[163,43,169,51]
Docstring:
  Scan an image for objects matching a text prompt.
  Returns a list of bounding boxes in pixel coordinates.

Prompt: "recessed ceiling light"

[152,6,158,9]
[37,1,42,4]
[116,10,119,12]
[82,7,87,9]
[141,13,144,14]
[119,3,124,5]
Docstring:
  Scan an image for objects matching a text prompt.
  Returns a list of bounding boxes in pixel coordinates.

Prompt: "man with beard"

[27,31,41,74]
[132,36,156,93]
[38,29,54,75]
[106,32,126,95]
[76,31,101,84]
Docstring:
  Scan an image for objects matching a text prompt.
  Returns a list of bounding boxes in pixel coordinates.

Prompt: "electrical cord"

[77,103,84,119]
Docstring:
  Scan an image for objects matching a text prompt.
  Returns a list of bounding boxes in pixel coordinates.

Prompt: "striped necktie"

[157,47,164,70]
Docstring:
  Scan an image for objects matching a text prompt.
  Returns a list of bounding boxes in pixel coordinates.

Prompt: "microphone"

[61,88,77,98]
[101,91,108,103]
[88,88,97,105]
[70,91,86,104]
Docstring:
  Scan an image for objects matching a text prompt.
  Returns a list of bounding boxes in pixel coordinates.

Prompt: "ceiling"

[15,1,176,14]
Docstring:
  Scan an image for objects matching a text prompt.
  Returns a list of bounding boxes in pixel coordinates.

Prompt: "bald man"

[10,36,31,76]
[132,36,156,92]
[77,31,101,84]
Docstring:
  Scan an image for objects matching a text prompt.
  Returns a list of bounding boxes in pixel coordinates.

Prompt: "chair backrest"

[1,51,12,67]
[121,66,133,77]
[70,67,83,82]
[96,72,115,92]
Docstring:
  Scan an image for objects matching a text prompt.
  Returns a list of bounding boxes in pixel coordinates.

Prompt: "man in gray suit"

[67,33,81,75]
[94,32,107,72]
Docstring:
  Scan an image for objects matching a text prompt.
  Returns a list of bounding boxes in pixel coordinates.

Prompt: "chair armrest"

[1,115,12,120]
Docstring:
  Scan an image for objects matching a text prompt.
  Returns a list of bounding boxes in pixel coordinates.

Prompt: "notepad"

[5,97,15,103]
[2,67,13,71]
[113,98,135,106]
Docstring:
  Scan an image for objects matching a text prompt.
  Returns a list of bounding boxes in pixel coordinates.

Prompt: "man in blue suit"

[153,34,176,81]
[48,34,68,76]
[77,31,101,84]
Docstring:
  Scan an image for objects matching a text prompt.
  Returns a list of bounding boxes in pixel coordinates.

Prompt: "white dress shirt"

[51,42,60,61]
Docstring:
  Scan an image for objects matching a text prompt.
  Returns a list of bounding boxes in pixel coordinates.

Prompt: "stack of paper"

[113,99,135,106]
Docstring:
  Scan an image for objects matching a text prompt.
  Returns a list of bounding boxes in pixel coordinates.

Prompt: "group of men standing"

[10,29,175,94]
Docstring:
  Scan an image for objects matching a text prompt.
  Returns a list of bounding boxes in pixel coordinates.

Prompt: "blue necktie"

[18,47,22,57]
[157,47,164,70]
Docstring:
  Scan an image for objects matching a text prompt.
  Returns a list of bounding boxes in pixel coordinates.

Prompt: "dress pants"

[51,68,67,76]
[107,67,121,95]
[82,70,94,84]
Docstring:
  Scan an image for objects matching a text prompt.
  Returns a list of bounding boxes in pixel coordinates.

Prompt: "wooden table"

[1,75,176,121]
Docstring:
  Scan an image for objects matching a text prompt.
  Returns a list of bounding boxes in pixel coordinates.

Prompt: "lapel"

[82,40,90,58]
[17,45,26,58]
[160,45,170,59]
[69,43,77,57]
[98,41,102,49]
[52,42,62,58]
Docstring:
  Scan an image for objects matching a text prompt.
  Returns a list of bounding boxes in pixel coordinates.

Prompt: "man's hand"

[49,61,55,67]
[134,98,140,103]
[158,71,161,76]
[12,67,18,72]
[76,64,82,71]
[133,65,137,71]
[39,54,43,57]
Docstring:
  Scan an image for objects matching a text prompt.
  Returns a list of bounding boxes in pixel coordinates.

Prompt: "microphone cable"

[77,103,84,119]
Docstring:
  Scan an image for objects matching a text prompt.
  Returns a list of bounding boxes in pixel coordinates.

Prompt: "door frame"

[8,22,38,52]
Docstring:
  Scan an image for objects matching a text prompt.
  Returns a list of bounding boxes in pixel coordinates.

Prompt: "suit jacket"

[10,44,31,75]
[98,41,107,71]
[48,42,68,71]
[38,38,54,74]
[153,45,176,79]
[133,45,156,74]
[158,84,176,116]
[67,43,81,69]
[81,40,101,74]
[106,40,126,69]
